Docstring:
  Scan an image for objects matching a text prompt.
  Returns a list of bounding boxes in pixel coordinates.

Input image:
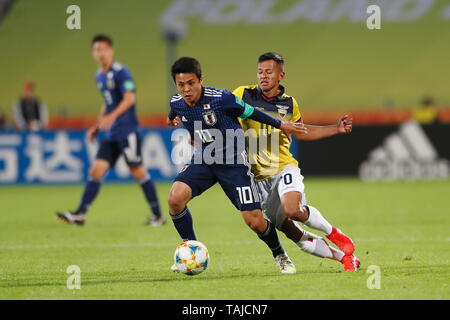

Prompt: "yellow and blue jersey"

[233,85,301,181]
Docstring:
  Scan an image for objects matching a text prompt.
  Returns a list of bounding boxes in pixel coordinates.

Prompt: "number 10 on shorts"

[236,186,254,204]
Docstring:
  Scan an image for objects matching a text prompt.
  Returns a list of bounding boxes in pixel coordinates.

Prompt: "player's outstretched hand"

[338,115,353,134]
[167,116,181,127]
[280,121,308,137]
[87,126,99,142]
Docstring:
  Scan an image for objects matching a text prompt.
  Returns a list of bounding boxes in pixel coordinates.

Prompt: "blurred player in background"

[56,35,165,226]
[167,57,307,273]
[234,52,360,272]
[13,81,48,132]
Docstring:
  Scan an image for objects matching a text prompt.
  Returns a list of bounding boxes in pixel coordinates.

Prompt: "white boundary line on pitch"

[0,238,448,250]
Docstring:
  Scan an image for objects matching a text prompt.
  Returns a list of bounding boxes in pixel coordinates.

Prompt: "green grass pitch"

[0,179,449,299]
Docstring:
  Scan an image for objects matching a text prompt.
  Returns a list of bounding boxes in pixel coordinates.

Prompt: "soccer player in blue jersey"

[167,57,307,273]
[56,35,165,226]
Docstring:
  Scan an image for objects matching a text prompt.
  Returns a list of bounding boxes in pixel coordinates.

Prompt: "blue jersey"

[169,86,281,166]
[95,61,139,141]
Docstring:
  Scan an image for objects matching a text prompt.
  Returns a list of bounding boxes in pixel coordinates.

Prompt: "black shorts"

[96,131,143,167]
[175,163,261,212]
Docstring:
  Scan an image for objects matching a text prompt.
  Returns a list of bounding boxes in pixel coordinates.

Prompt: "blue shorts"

[96,131,143,167]
[175,163,261,212]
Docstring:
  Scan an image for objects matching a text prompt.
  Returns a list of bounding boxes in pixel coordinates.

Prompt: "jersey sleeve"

[292,97,302,122]
[220,90,281,128]
[117,67,136,94]
[232,86,246,99]
[232,86,249,127]
[220,90,247,118]
[168,105,177,120]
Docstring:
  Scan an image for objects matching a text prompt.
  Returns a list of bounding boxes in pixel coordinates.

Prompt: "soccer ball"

[174,240,210,275]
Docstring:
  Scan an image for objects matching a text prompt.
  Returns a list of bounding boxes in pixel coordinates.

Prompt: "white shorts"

[255,165,307,230]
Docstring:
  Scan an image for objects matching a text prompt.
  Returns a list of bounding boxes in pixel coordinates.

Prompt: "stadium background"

[1,0,450,117]
[1,0,450,183]
[0,0,449,300]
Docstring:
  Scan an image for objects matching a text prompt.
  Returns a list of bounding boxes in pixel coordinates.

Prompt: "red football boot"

[340,254,361,272]
[326,226,355,255]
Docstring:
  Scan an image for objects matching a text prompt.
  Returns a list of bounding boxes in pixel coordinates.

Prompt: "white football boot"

[147,215,167,227]
[56,211,86,226]
[275,253,296,274]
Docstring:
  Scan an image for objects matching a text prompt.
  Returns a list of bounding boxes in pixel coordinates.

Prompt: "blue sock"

[171,207,197,241]
[76,178,101,214]
[258,220,285,258]
[139,174,162,218]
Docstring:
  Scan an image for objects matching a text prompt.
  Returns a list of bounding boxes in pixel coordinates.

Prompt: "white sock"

[294,223,344,261]
[304,205,333,235]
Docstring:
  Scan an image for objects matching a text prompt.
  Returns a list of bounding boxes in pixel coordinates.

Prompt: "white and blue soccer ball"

[174,240,210,276]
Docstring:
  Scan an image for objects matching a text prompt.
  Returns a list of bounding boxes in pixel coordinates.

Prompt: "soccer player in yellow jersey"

[233,52,360,272]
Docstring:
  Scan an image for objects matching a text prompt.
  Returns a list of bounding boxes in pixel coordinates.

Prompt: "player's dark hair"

[92,34,113,47]
[258,52,285,70]
[171,57,202,82]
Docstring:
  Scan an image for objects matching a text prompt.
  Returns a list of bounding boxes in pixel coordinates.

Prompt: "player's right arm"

[87,104,106,142]
[167,106,181,127]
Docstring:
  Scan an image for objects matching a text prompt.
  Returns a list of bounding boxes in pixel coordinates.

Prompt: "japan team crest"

[203,111,217,126]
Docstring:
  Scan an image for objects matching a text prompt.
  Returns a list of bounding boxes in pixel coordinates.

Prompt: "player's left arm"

[294,115,353,141]
[98,68,136,130]
[221,90,306,136]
